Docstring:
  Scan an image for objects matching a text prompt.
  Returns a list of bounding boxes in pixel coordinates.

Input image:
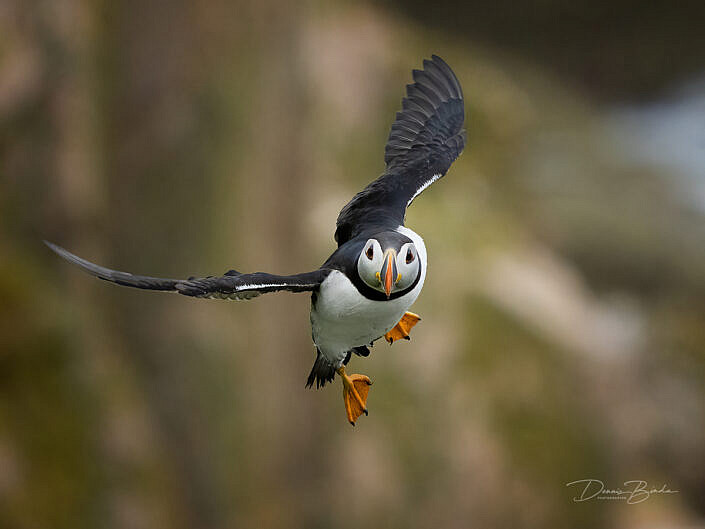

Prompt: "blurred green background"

[1,1,704,528]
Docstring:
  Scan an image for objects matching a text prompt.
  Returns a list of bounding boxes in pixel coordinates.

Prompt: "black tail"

[305,346,371,389]
[305,349,337,389]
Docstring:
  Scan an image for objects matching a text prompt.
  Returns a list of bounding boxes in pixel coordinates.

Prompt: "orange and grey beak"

[380,249,398,298]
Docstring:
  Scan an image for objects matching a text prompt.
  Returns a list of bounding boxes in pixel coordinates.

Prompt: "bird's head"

[357,233,420,298]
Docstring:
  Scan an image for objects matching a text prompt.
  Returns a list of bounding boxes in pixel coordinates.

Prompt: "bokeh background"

[2,1,705,528]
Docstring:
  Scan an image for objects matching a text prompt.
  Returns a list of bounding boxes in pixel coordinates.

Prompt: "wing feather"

[45,241,330,300]
[335,55,466,245]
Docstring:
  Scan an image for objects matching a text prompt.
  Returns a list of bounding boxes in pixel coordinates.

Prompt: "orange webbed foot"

[337,367,372,426]
[384,311,421,344]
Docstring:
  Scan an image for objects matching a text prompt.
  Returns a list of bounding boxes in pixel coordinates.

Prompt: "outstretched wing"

[45,241,330,300]
[335,55,466,245]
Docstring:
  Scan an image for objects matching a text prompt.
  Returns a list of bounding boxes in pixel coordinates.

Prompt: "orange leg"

[337,367,372,426]
[384,311,421,344]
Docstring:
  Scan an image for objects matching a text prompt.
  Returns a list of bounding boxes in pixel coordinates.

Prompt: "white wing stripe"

[236,283,287,290]
[200,281,318,301]
[407,173,442,207]
[235,282,315,291]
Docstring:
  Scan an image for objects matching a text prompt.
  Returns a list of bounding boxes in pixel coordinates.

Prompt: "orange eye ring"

[406,249,414,264]
[366,247,374,260]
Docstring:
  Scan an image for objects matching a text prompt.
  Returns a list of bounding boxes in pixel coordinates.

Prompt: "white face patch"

[357,239,385,291]
[395,242,420,291]
[407,173,442,207]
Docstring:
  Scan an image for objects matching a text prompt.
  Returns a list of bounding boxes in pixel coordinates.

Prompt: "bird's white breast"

[311,226,427,366]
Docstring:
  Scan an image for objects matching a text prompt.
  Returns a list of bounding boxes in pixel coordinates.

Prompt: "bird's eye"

[366,247,374,260]
[406,249,414,264]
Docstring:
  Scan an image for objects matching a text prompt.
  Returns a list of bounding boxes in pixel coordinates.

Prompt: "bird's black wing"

[335,55,466,245]
[45,241,331,300]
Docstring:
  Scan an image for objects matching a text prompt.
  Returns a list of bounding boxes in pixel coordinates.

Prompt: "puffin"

[46,55,466,425]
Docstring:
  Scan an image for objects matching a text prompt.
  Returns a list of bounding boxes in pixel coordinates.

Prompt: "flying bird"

[46,55,466,425]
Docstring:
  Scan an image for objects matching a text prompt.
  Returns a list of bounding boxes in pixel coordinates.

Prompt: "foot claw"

[384,312,421,344]
[339,369,372,425]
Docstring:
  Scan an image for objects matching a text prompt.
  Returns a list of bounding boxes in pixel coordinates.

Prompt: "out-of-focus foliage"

[394,0,705,102]
[1,1,703,529]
